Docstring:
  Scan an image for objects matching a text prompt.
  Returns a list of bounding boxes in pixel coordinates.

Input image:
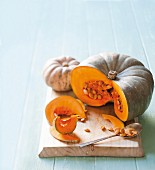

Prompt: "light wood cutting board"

[38,88,144,157]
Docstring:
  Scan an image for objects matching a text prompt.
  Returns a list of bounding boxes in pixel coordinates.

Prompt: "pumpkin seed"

[132,130,138,135]
[114,127,120,135]
[85,128,91,132]
[87,87,91,92]
[89,93,94,98]
[83,89,88,95]
[101,125,106,131]
[120,128,125,134]
[108,127,114,132]
[106,85,112,89]
[97,94,102,100]
[117,100,120,105]
[125,127,134,134]
[80,118,86,122]
[92,89,96,94]
[117,105,121,110]
[120,133,126,137]
[93,94,97,99]
[98,81,103,86]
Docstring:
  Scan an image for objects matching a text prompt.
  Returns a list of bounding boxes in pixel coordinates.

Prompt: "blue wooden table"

[0,0,155,169]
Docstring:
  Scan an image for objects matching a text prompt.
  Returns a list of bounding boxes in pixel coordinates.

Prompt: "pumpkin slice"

[45,96,86,125]
[71,52,154,121]
[50,126,80,143]
[76,99,87,112]
[54,115,78,134]
[102,114,124,129]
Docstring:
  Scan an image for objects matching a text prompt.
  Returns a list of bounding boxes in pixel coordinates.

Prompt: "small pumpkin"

[50,126,80,143]
[53,115,78,134]
[45,96,86,126]
[43,56,80,91]
[71,52,154,121]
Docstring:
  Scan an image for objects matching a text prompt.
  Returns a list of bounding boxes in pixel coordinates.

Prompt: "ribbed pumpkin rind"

[71,52,154,121]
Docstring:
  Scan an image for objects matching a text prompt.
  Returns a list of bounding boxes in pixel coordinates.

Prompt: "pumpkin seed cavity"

[83,80,123,112]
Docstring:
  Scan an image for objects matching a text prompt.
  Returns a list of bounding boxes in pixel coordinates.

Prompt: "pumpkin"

[53,115,78,134]
[50,126,80,143]
[45,96,86,126]
[71,52,154,121]
[43,56,80,91]
[102,114,124,129]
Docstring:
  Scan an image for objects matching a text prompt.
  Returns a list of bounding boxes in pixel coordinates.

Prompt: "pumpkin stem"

[108,70,117,80]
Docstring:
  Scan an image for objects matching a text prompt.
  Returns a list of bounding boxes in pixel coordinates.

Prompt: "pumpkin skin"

[71,52,154,121]
[43,56,80,91]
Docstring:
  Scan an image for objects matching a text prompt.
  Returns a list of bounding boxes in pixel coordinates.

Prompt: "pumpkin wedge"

[102,114,124,129]
[54,115,78,134]
[71,52,154,121]
[45,96,86,125]
[50,126,80,143]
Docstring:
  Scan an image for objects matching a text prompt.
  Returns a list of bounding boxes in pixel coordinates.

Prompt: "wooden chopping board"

[38,88,144,157]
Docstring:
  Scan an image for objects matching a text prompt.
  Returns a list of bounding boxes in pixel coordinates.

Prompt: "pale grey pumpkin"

[43,56,80,91]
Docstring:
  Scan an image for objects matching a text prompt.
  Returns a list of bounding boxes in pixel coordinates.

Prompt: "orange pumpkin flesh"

[54,115,78,134]
[71,66,128,121]
[50,126,80,143]
[102,114,124,129]
[71,66,112,106]
[45,96,86,125]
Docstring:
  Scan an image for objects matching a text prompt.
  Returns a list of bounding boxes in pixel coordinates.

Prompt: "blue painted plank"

[86,0,116,56]
[12,0,66,169]
[61,0,89,60]
[109,0,149,67]
[55,157,95,170]
[130,0,155,169]
[0,0,43,170]
[131,0,155,75]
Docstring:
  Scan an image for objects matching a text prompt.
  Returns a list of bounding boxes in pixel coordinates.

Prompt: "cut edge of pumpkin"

[112,82,128,122]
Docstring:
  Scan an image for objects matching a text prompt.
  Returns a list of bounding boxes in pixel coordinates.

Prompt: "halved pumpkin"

[45,96,86,125]
[102,114,124,129]
[71,52,154,121]
[50,126,80,143]
[54,115,78,134]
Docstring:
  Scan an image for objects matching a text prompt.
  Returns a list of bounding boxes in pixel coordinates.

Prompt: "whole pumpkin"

[71,52,154,121]
[43,56,80,91]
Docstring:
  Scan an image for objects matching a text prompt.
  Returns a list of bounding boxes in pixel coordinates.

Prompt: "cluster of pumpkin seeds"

[83,80,123,112]
[83,80,112,100]
[106,127,138,137]
[111,91,123,112]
